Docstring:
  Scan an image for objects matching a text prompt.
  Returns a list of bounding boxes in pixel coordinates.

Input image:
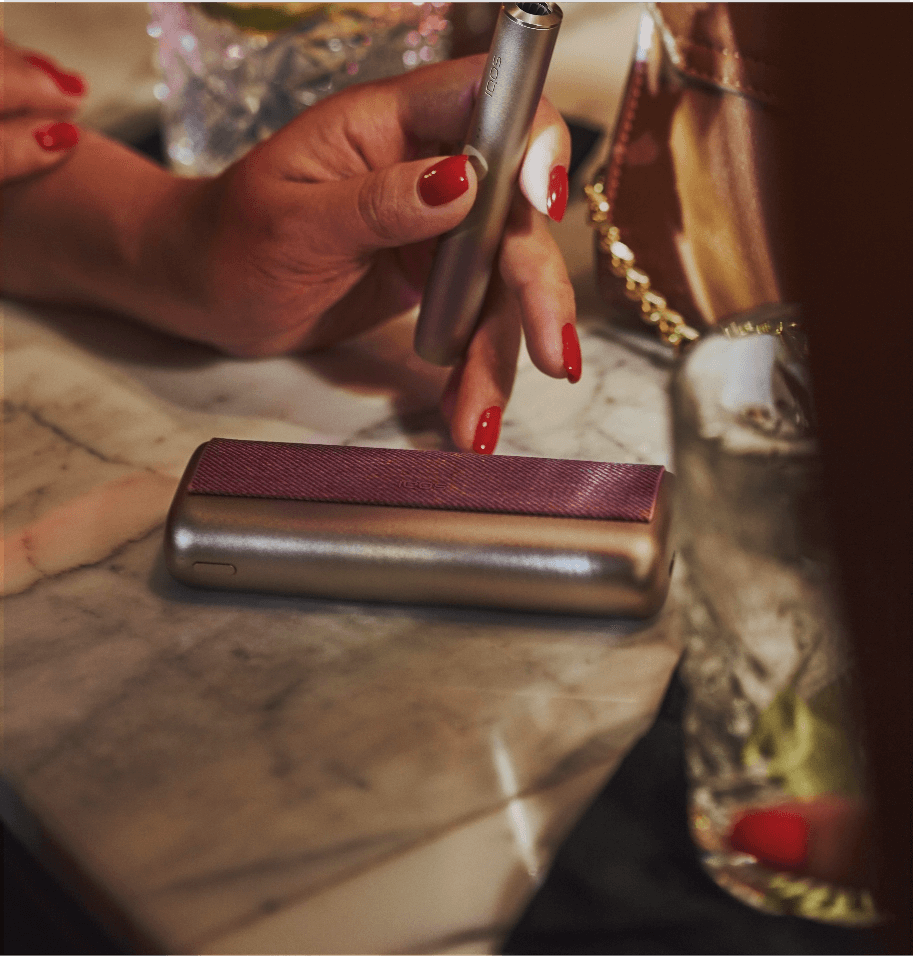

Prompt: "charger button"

[192,562,237,576]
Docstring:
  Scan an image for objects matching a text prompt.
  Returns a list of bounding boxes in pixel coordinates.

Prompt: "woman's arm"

[2,132,208,334]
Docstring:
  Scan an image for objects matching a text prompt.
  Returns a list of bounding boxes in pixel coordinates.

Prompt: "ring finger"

[498,195,577,381]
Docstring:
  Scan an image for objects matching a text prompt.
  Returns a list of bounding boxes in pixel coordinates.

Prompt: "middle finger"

[498,196,577,380]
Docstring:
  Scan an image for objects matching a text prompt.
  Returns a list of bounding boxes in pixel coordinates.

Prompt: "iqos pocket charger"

[414,2,563,366]
[164,439,674,617]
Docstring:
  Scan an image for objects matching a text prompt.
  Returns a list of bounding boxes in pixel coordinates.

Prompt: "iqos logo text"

[484,56,502,97]
[399,479,448,492]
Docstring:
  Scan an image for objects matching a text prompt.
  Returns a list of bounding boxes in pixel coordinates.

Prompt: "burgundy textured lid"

[188,439,664,522]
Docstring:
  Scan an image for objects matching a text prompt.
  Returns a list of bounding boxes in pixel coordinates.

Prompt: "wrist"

[1,130,216,341]
[131,169,220,338]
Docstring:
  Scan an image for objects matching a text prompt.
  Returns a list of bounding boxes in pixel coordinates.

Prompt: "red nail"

[24,53,86,96]
[729,808,809,872]
[472,406,502,455]
[547,165,568,222]
[33,121,80,151]
[562,323,581,383]
[419,155,470,207]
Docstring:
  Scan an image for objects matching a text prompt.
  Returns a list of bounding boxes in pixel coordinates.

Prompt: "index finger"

[1,39,86,115]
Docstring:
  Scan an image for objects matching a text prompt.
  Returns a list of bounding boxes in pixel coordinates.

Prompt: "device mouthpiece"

[518,3,553,15]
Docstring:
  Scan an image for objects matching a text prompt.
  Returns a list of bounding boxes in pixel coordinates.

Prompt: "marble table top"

[2,5,686,954]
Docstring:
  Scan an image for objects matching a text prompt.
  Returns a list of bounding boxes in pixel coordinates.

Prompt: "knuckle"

[355,169,402,246]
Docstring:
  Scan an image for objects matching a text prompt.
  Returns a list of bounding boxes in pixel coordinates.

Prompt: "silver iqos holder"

[414,2,563,366]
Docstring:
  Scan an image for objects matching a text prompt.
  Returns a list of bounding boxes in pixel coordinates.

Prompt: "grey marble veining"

[5,514,680,951]
[3,183,685,953]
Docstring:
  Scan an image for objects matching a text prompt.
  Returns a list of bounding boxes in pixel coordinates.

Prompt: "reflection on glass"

[149,2,453,176]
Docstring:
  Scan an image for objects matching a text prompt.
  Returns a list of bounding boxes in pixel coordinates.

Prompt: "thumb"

[311,154,477,256]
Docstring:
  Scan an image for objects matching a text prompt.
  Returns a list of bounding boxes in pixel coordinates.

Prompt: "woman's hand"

[176,55,576,452]
[2,55,574,454]
[1,32,86,184]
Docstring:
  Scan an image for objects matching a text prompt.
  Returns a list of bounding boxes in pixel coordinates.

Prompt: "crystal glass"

[670,307,877,925]
[148,2,453,176]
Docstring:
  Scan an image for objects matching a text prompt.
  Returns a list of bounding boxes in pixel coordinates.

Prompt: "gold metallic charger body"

[164,447,674,618]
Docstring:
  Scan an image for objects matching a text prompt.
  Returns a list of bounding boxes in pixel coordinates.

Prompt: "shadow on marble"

[12,305,455,450]
[588,320,680,374]
[13,301,450,424]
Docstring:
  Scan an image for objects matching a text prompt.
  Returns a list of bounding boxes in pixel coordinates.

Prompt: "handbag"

[585,3,802,351]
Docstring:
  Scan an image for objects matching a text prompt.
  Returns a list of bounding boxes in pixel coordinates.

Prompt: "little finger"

[518,95,571,222]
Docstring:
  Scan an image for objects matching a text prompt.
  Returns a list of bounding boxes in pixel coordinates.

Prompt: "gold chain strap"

[584,177,701,351]
[584,174,803,352]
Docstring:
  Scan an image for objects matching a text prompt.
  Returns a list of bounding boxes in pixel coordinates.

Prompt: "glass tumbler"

[670,307,877,925]
[148,2,453,176]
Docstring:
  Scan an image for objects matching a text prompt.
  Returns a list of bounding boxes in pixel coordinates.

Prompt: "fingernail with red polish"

[547,165,568,222]
[419,155,470,207]
[34,122,80,152]
[473,406,502,455]
[729,808,809,872]
[562,323,581,383]
[24,53,86,96]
